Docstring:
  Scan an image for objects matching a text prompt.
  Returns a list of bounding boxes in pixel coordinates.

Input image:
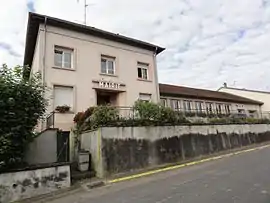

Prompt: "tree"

[0,64,46,170]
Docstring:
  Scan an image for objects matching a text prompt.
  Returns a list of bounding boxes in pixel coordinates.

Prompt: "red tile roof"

[159,84,263,105]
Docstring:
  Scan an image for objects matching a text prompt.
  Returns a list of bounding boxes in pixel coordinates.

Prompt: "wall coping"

[0,162,71,174]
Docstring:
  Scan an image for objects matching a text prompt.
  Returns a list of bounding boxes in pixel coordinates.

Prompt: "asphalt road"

[49,145,270,203]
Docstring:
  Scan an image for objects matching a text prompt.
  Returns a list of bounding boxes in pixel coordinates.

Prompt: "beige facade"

[26,13,164,131]
[218,87,270,118]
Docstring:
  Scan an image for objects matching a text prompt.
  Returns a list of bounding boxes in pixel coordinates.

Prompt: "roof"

[218,86,270,95]
[159,83,264,105]
[23,12,165,75]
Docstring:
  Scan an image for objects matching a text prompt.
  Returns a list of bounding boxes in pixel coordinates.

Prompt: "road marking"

[108,144,270,184]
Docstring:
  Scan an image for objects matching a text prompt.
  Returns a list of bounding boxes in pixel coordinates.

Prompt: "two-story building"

[159,84,263,118]
[23,13,165,131]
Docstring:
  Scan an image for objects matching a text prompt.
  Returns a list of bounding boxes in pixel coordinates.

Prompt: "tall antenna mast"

[84,0,88,25]
[77,0,88,25]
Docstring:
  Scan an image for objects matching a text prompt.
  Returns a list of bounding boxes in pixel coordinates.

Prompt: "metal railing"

[45,107,270,129]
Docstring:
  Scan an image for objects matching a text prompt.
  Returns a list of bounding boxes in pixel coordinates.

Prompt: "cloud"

[1,0,270,92]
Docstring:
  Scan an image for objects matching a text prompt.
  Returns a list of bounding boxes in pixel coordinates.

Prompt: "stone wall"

[81,124,270,178]
[0,163,70,203]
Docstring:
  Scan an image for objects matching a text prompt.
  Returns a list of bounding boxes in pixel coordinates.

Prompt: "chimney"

[223,82,227,88]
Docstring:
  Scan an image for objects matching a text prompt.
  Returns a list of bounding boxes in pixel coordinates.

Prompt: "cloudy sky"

[1,0,270,91]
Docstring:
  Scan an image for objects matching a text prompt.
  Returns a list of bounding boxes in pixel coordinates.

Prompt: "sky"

[1,0,270,91]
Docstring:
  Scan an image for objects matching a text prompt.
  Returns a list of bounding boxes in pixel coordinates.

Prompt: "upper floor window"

[137,62,149,80]
[101,56,115,75]
[54,46,73,69]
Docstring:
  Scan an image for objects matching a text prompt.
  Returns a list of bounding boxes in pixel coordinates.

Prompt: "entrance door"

[97,94,111,105]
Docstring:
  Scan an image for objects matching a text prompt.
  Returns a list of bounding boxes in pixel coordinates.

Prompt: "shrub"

[133,100,160,120]
[0,65,46,170]
[55,105,70,113]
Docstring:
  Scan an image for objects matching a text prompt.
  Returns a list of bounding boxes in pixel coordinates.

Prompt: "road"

[49,145,270,203]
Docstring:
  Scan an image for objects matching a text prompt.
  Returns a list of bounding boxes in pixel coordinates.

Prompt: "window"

[249,110,257,118]
[225,104,231,114]
[137,62,149,80]
[139,93,151,102]
[101,56,115,75]
[195,101,203,112]
[160,98,167,107]
[216,103,223,114]
[171,100,180,111]
[183,100,192,112]
[206,102,213,114]
[54,46,73,68]
[54,86,74,110]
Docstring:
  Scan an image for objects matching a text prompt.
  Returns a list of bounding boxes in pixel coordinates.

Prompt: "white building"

[218,84,270,118]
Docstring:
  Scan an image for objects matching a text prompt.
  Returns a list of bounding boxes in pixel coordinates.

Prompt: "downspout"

[153,47,160,103]
[43,16,47,86]
[42,17,47,130]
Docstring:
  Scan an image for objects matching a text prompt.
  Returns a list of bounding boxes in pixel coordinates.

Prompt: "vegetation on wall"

[73,100,270,133]
[0,64,46,171]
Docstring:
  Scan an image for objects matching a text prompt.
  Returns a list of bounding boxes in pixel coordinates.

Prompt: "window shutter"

[54,86,74,109]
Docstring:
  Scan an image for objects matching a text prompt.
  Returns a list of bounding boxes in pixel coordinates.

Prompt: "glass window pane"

[108,61,114,74]
[63,52,71,68]
[101,59,107,73]
[54,51,63,67]
[138,68,142,78]
[142,68,148,79]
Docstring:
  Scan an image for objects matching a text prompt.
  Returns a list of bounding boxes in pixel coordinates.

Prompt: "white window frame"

[206,102,213,114]
[54,46,73,69]
[171,99,180,111]
[184,100,192,112]
[195,101,203,112]
[160,98,167,107]
[139,93,151,102]
[101,56,115,75]
[137,62,149,80]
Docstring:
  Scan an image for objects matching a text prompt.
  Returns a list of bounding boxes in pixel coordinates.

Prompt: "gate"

[57,131,70,162]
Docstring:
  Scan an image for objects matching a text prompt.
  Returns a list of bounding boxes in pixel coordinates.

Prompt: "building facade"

[218,84,270,118]
[159,84,263,118]
[24,13,165,131]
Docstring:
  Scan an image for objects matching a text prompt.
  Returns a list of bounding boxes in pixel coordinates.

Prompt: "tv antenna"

[77,0,88,25]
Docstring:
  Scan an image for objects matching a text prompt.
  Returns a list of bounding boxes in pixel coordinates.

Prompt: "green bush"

[0,65,46,170]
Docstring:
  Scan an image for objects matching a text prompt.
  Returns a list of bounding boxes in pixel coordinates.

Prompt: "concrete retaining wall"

[0,163,70,203]
[81,124,270,178]
[24,129,58,165]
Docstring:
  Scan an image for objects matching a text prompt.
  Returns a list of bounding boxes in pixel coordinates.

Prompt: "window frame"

[54,46,73,69]
[53,85,74,112]
[183,100,192,112]
[195,101,203,112]
[101,56,116,75]
[137,62,149,80]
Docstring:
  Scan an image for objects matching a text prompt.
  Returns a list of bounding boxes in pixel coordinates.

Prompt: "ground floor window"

[53,85,74,111]
[139,93,151,102]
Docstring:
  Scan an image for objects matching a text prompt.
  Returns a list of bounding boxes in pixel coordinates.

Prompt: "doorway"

[96,91,118,106]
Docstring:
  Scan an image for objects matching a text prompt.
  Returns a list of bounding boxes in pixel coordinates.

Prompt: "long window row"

[160,98,232,114]
[54,46,150,80]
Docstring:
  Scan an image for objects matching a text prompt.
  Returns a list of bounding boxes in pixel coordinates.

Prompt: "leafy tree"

[0,64,46,170]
